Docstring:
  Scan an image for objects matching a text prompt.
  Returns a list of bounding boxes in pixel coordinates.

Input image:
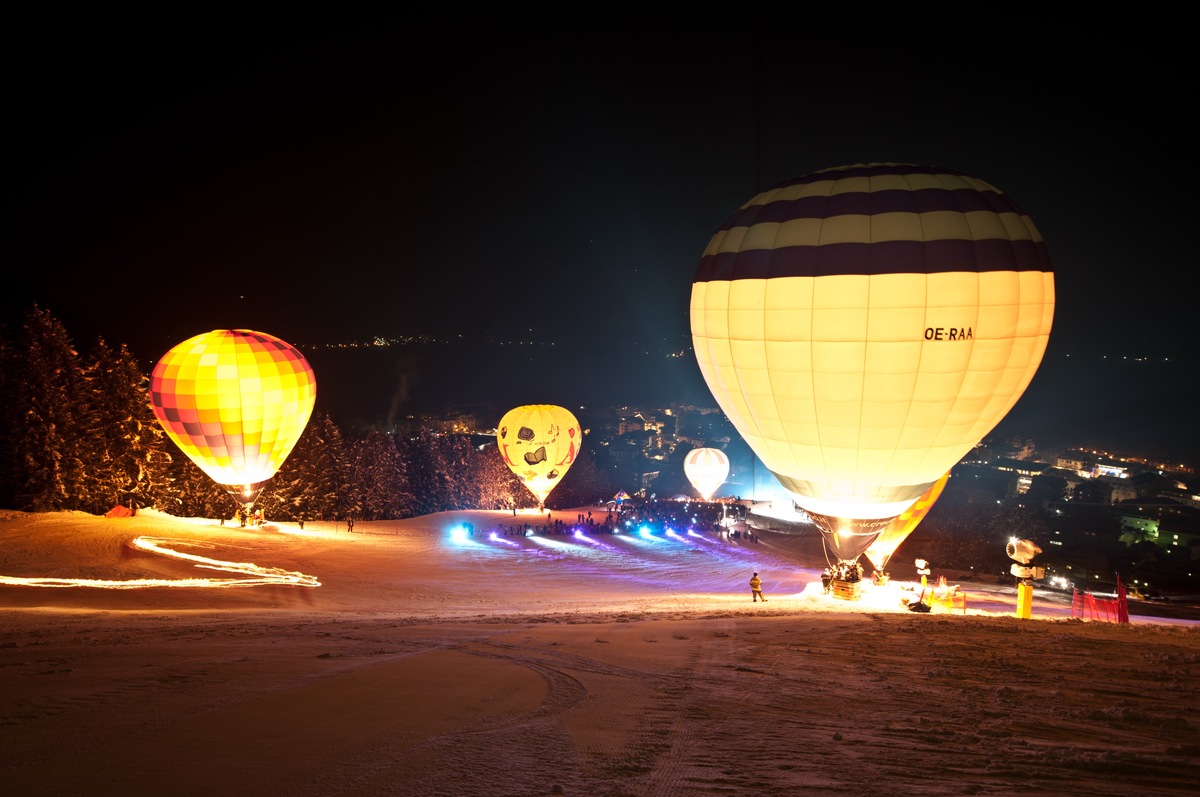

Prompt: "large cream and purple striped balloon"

[690,163,1054,561]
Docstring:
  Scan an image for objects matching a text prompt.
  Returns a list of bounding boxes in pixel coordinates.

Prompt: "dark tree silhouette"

[0,330,18,506]
[544,444,611,509]
[5,305,89,511]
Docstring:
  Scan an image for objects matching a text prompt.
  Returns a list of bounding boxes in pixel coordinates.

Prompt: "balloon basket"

[831,579,862,601]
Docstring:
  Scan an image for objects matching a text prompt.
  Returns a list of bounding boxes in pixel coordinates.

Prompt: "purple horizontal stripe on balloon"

[769,163,969,187]
[725,187,1027,230]
[694,239,1051,282]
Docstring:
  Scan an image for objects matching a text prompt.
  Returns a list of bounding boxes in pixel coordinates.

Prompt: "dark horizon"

[299,333,1193,466]
[7,31,1194,466]
[3,301,1193,467]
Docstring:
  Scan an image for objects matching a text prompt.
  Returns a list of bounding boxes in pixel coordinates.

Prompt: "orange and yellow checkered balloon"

[149,329,317,503]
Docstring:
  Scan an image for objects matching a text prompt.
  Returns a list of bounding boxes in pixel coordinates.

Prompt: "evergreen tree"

[436,434,476,511]
[275,412,352,522]
[400,430,462,515]
[314,413,353,521]
[471,441,526,511]
[7,305,89,511]
[345,428,413,520]
[77,338,168,514]
[153,442,237,520]
[261,418,325,522]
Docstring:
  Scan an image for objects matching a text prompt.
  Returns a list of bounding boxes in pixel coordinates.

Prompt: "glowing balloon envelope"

[690,163,1054,563]
[496,404,582,509]
[683,447,730,502]
[149,329,317,506]
[863,470,950,574]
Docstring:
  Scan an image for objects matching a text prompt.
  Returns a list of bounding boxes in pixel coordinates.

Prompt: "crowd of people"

[490,513,622,536]
[224,507,264,528]
[457,499,756,542]
[827,561,864,583]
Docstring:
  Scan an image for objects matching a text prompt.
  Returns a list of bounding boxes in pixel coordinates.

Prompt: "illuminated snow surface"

[2,507,1198,797]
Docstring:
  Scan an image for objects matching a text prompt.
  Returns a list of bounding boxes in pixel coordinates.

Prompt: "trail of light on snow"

[0,536,321,589]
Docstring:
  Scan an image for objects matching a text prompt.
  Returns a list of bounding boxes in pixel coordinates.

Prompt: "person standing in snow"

[750,572,767,602]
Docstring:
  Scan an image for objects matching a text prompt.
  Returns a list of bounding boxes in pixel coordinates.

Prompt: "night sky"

[7,30,1194,461]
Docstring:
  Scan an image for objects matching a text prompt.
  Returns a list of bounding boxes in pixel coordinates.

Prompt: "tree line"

[0,306,614,521]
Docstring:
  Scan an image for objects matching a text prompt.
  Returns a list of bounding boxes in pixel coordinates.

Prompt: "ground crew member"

[750,572,767,602]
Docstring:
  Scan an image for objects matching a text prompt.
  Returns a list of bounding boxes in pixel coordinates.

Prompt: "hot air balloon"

[149,329,317,510]
[691,163,1054,573]
[496,404,582,511]
[683,447,730,502]
[863,470,950,577]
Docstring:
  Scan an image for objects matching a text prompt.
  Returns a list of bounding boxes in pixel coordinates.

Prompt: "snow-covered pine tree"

[77,338,169,514]
[8,305,89,511]
[345,428,412,520]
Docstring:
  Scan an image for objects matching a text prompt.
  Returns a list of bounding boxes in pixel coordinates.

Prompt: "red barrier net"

[1071,575,1129,623]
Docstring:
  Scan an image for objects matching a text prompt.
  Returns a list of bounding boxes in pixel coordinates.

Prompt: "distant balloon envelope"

[497,404,582,509]
[690,163,1054,562]
[149,329,317,506]
[683,447,730,502]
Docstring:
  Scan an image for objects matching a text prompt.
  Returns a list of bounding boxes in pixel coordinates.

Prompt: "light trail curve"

[0,536,321,589]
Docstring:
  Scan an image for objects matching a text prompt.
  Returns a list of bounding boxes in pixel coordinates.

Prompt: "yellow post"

[1015,582,1033,619]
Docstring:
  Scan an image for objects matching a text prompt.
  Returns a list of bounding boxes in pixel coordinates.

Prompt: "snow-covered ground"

[2,507,1198,796]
